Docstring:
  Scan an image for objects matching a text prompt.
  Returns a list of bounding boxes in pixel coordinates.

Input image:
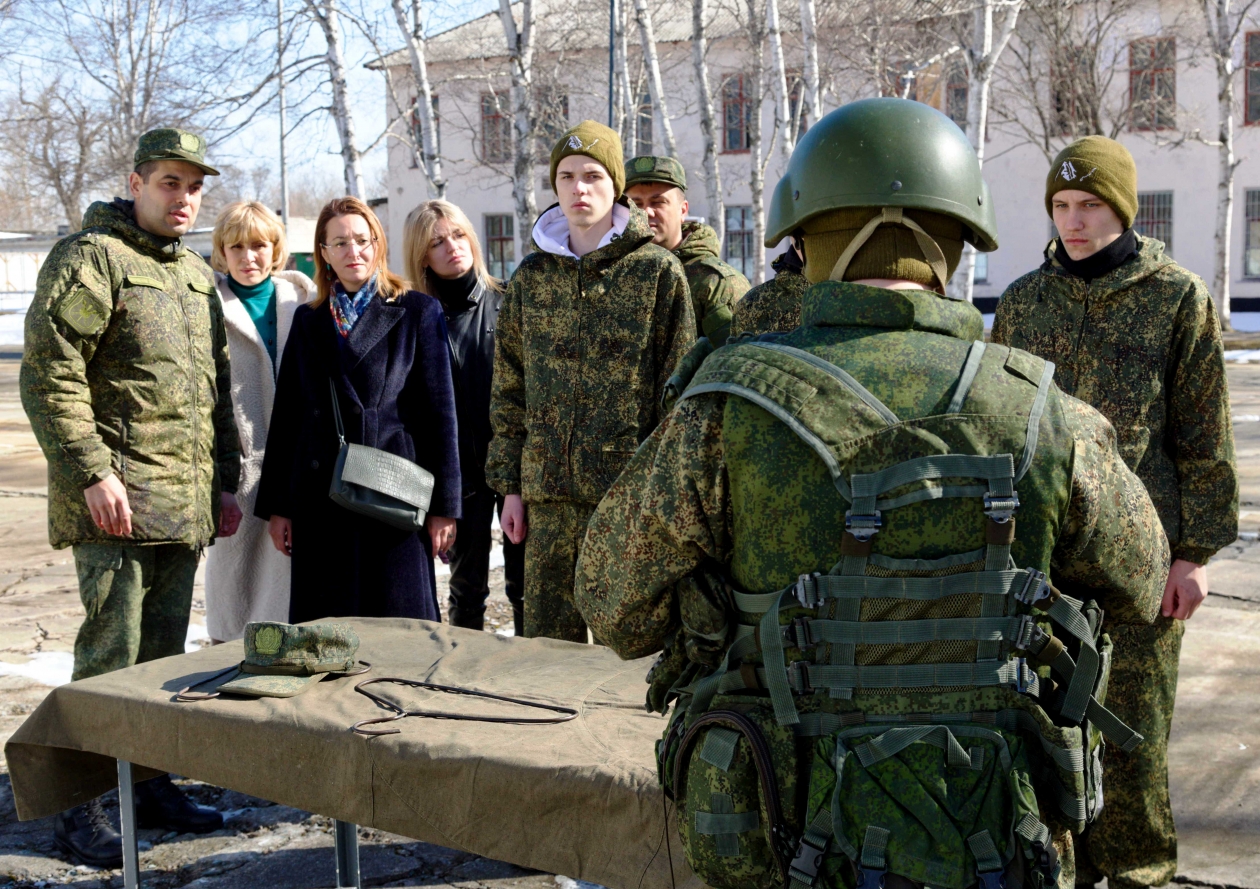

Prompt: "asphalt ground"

[0,354,1256,889]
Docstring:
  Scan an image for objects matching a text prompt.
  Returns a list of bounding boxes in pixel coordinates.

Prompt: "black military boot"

[53,796,123,868]
[512,601,524,637]
[135,774,223,834]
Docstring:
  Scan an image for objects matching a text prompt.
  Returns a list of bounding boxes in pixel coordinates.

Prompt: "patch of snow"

[555,876,606,889]
[0,311,26,347]
[185,621,209,652]
[0,651,74,687]
[490,543,505,570]
[1225,349,1260,364]
[1233,414,1260,422]
[435,559,451,576]
[496,626,516,637]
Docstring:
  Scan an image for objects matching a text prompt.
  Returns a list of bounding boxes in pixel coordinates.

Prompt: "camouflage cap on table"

[625,155,687,191]
[133,127,220,176]
[214,621,361,698]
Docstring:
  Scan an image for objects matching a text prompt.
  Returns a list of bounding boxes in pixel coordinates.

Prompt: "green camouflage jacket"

[993,237,1237,565]
[486,203,695,504]
[673,221,750,344]
[21,199,240,549]
[576,282,1166,666]
[730,249,809,337]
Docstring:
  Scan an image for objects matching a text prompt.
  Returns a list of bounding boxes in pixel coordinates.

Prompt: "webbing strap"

[1086,696,1144,753]
[828,206,952,294]
[851,454,1015,502]
[694,808,760,835]
[699,727,740,771]
[993,709,1085,772]
[830,741,859,860]
[788,615,1031,647]
[859,824,891,869]
[747,342,900,426]
[967,829,1004,873]
[1016,359,1056,482]
[1044,596,1100,724]
[948,342,988,414]
[876,484,989,512]
[759,590,802,726]
[854,724,980,770]
[788,809,835,889]
[1015,813,1052,847]
[735,569,1035,615]
[774,658,1036,693]
[829,596,860,700]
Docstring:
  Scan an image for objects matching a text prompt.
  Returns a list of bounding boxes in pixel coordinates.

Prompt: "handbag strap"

[328,378,347,448]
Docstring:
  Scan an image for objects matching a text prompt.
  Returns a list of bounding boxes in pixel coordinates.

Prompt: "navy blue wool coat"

[254,290,461,623]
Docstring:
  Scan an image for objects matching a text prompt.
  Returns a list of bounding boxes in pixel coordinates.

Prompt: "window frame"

[723,205,756,277]
[1245,189,1260,278]
[1134,190,1174,256]
[1246,32,1260,126]
[1128,37,1176,132]
[480,92,513,165]
[484,213,515,280]
[721,74,753,154]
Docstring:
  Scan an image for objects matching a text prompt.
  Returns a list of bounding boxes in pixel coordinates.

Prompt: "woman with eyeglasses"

[254,197,460,623]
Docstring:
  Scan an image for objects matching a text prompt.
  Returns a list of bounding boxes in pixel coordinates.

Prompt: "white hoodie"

[531,203,631,259]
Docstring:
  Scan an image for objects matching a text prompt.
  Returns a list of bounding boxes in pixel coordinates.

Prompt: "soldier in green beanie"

[625,156,750,343]
[487,121,694,643]
[994,134,1238,889]
[21,127,239,866]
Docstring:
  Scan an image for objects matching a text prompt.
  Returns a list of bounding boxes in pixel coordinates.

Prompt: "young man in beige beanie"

[993,134,1238,889]
[486,120,693,642]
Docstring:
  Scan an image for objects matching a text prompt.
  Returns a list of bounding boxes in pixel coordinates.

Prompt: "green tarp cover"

[4,618,699,889]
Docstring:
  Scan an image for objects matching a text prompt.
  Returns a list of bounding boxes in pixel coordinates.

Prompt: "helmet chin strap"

[827,207,952,294]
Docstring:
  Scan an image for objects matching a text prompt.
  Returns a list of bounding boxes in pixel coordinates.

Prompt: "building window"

[485,214,515,280]
[535,87,569,155]
[973,251,988,284]
[481,93,512,164]
[1247,33,1260,125]
[722,74,752,153]
[636,93,653,156]
[1135,191,1173,255]
[724,205,755,276]
[1130,37,1176,131]
[409,95,440,168]
[1051,46,1096,136]
[946,61,968,126]
[1246,190,1260,277]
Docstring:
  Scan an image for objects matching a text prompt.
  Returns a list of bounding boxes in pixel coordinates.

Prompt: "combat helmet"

[765,98,998,290]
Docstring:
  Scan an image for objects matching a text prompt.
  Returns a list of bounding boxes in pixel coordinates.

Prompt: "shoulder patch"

[1003,347,1046,385]
[57,287,108,336]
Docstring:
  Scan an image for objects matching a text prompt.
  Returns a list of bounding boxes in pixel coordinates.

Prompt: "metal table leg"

[334,819,360,888]
[117,760,140,889]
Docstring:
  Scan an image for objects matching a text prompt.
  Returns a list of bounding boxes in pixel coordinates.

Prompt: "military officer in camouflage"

[625,155,750,344]
[487,121,694,643]
[993,135,1238,889]
[576,99,1168,888]
[729,238,808,336]
[21,128,241,866]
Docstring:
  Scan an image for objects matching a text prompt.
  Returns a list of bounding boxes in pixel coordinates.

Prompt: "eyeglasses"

[321,236,377,252]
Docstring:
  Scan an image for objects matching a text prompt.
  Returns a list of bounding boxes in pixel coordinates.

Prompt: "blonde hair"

[211,201,288,275]
[311,196,408,307]
[403,200,503,297]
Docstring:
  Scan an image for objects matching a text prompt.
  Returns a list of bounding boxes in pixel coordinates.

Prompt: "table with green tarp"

[4,618,700,889]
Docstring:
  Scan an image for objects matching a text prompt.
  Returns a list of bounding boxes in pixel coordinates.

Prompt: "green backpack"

[655,340,1139,889]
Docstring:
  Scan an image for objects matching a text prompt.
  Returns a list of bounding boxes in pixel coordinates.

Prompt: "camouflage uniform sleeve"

[577,393,731,660]
[18,240,116,489]
[210,285,241,495]
[696,267,751,344]
[1051,392,1168,625]
[989,276,1030,347]
[1166,281,1238,564]
[485,273,525,497]
[653,260,698,428]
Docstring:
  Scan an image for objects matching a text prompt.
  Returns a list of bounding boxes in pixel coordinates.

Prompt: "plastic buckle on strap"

[1015,658,1033,694]
[1015,614,1036,650]
[795,573,821,609]
[789,836,825,884]
[976,871,1006,889]
[844,510,882,542]
[983,491,1020,523]
[789,660,814,694]
[855,867,886,889]
[785,618,817,651]
[1016,569,1052,608]
[1031,840,1059,878]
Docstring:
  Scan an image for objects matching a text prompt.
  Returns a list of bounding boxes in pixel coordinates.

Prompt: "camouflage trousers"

[71,543,200,681]
[522,501,597,643]
[1076,616,1184,888]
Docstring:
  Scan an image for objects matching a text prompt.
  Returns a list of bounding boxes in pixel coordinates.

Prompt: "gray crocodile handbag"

[327,380,434,531]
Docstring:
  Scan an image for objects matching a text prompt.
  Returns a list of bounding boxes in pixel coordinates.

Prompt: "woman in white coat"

[205,201,316,641]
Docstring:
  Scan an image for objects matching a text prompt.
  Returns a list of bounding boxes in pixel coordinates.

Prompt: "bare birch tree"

[693,0,725,243]
[305,0,366,197]
[498,0,538,251]
[633,0,678,157]
[389,0,445,198]
[740,0,770,284]
[767,0,795,158]
[1196,0,1260,329]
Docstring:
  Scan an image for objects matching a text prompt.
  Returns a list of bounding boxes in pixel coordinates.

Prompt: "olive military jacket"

[21,199,240,549]
[576,283,1166,667]
[993,237,1237,565]
[729,248,809,337]
[673,221,750,343]
[486,203,695,505]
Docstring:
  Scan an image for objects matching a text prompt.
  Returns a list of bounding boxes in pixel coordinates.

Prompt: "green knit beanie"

[1045,136,1138,228]
[550,121,625,198]
[800,207,965,287]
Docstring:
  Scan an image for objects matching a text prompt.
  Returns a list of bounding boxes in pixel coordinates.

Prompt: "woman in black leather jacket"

[403,200,525,633]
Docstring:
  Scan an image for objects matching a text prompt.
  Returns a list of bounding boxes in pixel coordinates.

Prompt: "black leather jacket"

[436,275,503,497]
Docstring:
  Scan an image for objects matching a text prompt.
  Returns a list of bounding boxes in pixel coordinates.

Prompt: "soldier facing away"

[576,99,1168,889]
[20,129,242,866]
[625,155,750,344]
[730,238,809,337]
[992,135,1238,889]
[487,121,694,642]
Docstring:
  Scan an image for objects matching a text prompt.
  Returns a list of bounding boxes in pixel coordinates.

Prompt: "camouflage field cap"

[625,155,687,191]
[134,127,220,176]
[215,621,360,698]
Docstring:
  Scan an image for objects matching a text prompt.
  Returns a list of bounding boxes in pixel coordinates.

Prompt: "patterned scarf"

[329,272,379,338]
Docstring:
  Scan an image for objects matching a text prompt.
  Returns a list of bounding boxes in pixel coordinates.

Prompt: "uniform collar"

[800,280,985,341]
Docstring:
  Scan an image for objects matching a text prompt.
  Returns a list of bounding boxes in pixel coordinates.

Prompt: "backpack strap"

[946,341,987,414]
